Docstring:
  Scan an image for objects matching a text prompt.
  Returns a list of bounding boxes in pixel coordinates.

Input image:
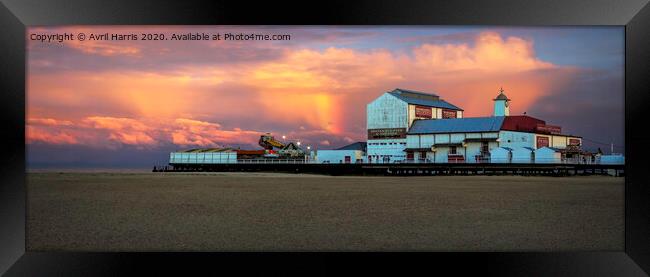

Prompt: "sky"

[26,26,624,169]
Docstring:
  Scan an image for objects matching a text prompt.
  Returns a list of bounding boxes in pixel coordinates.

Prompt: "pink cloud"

[27,125,78,145]
[412,32,554,73]
[26,116,268,149]
[171,118,261,147]
[27,29,583,149]
[28,118,74,126]
[81,116,157,147]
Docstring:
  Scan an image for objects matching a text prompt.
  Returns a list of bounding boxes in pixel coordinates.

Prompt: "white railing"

[375,157,619,165]
[169,157,622,165]
[491,157,619,165]
[236,159,313,164]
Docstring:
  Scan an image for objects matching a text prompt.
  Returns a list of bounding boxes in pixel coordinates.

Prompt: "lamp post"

[306,146,311,163]
[296,141,301,161]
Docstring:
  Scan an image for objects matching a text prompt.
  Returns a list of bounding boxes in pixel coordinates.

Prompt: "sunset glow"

[27,26,624,168]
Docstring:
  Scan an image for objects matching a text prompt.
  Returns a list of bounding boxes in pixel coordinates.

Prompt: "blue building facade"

[366,88,463,163]
[369,88,583,164]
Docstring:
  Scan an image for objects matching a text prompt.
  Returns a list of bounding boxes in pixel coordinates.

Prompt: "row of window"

[427,142,489,154]
[367,154,407,158]
[368,142,407,146]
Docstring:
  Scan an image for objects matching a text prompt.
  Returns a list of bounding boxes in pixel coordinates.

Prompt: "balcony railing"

[169,157,621,165]
[237,159,311,164]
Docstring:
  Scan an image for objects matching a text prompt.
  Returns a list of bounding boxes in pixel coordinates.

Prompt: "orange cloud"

[28,29,580,149]
[239,32,563,126]
[171,118,260,147]
[81,116,157,147]
[26,115,268,149]
[27,118,74,126]
[250,47,404,90]
[412,32,554,73]
[83,116,151,131]
[26,125,78,145]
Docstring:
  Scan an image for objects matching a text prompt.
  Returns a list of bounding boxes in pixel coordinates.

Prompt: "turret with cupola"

[493,87,511,116]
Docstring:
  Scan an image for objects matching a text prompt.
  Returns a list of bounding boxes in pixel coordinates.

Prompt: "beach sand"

[27,172,623,251]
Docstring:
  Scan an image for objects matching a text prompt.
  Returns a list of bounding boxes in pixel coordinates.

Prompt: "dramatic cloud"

[26,26,624,167]
[82,116,157,146]
[171,118,261,147]
[28,118,74,126]
[412,32,554,72]
[26,114,355,152]
[27,125,79,145]
[28,116,158,149]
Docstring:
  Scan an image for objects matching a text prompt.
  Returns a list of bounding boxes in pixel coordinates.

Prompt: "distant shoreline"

[27,168,152,173]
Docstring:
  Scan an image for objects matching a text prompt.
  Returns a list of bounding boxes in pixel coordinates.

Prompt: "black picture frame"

[1,0,649,275]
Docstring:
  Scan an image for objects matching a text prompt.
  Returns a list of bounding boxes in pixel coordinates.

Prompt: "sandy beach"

[27,172,623,251]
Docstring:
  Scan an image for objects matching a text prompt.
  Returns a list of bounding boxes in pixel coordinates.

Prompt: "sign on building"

[536,136,550,148]
[569,138,581,146]
[414,105,432,118]
[536,124,562,134]
[442,109,457,119]
[368,128,407,139]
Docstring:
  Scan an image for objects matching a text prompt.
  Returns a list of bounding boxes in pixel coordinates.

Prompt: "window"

[481,142,489,153]
[449,146,457,154]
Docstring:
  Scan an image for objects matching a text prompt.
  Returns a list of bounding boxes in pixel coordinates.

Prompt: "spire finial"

[499,86,504,94]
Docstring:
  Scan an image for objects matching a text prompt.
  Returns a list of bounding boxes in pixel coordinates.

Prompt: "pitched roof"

[500,115,546,133]
[512,147,535,152]
[494,91,510,101]
[391,88,439,98]
[536,146,562,152]
[493,88,510,101]
[336,141,367,151]
[408,116,505,134]
[388,88,463,111]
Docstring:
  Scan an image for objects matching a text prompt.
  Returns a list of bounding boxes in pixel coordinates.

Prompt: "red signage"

[414,106,432,118]
[536,124,561,134]
[569,138,581,146]
[368,128,407,139]
[442,109,457,119]
[448,154,465,163]
[536,136,550,148]
[406,152,414,160]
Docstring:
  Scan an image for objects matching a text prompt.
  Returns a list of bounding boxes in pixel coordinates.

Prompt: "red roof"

[500,115,546,133]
